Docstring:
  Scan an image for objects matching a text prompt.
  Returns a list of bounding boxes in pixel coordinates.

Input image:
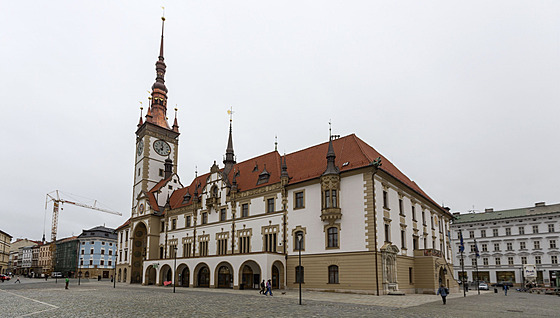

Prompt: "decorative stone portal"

[381,243,402,294]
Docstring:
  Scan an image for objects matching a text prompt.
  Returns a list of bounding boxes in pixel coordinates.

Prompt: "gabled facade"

[77,226,117,280]
[116,17,457,295]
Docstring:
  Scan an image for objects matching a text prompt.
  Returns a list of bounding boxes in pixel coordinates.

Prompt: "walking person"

[65,277,69,289]
[14,276,21,283]
[259,280,265,294]
[504,284,509,296]
[437,284,449,305]
[264,279,273,296]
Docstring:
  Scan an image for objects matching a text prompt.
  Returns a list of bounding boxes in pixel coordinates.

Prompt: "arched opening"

[131,222,148,284]
[215,262,233,288]
[439,267,446,286]
[85,271,90,278]
[195,263,210,287]
[159,264,172,286]
[123,268,127,282]
[118,269,122,282]
[238,260,261,290]
[272,261,285,289]
[145,265,156,285]
[181,266,190,287]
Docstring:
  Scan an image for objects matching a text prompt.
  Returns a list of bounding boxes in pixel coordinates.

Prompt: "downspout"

[372,158,382,296]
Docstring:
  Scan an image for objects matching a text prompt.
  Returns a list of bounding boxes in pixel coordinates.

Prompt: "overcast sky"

[1,1,558,242]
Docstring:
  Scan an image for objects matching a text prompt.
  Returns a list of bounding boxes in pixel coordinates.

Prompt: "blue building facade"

[78,226,117,279]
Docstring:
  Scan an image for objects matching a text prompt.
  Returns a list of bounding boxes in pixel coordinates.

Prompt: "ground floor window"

[328,265,339,284]
[473,271,490,282]
[496,271,515,283]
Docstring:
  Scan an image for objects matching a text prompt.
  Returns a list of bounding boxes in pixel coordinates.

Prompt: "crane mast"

[45,190,122,275]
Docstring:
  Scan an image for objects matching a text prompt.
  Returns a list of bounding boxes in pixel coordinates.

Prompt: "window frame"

[328,265,339,284]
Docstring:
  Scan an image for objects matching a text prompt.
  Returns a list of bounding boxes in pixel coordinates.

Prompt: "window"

[199,241,208,257]
[161,221,165,232]
[520,241,526,249]
[172,219,177,230]
[550,240,557,249]
[552,256,558,264]
[481,244,488,252]
[328,265,339,284]
[89,259,93,266]
[422,211,426,225]
[331,190,337,208]
[241,203,249,218]
[124,249,127,261]
[469,231,474,238]
[81,249,84,255]
[217,238,228,255]
[101,242,105,245]
[399,199,404,216]
[383,191,388,209]
[239,236,251,253]
[109,250,113,256]
[495,257,501,265]
[80,259,84,266]
[481,229,486,238]
[494,243,500,251]
[101,249,105,255]
[108,260,112,266]
[493,229,499,237]
[423,237,427,249]
[412,236,418,250]
[532,225,539,234]
[506,242,513,251]
[125,230,128,241]
[483,257,488,266]
[548,224,555,233]
[471,259,476,266]
[518,226,525,235]
[470,244,476,252]
[535,256,541,265]
[412,206,416,221]
[267,198,275,213]
[202,212,208,224]
[119,251,122,262]
[220,209,226,221]
[409,267,413,284]
[295,266,304,283]
[505,228,511,236]
[401,230,406,249]
[100,259,105,266]
[264,233,277,252]
[295,231,304,251]
[90,248,94,254]
[295,192,304,209]
[186,216,191,227]
[138,168,140,176]
[384,224,390,243]
[534,241,540,249]
[521,256,527,265]
[507,257,514,265]
[327,227,339,248]
[184,243,192,258]
[159,169,164,177]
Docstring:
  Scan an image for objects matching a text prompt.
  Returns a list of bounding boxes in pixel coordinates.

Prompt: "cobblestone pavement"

[1,278,558,317]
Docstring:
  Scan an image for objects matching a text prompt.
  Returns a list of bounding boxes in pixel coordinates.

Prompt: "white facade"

[451,202,560,287]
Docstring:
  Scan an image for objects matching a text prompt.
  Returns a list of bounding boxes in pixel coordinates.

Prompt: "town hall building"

[115,16,458,295]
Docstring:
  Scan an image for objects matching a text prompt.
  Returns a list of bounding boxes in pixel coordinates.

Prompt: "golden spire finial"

[227,107,234,122]
[161,6,165,21]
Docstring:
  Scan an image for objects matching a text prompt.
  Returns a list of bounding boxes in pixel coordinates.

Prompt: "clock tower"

[132,16,180,214]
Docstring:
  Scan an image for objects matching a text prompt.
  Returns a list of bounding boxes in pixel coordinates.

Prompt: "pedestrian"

[264,279,273,296]
[437,284,449,305]
[45,274,48,281]
[504,284,508,296]
[260,280,265,294]
[14,276,21,283]
[65,277,69,289]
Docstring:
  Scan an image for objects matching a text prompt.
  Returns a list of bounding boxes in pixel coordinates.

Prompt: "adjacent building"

[0,230,11,274]
[39,242,52,276]
[115,17,458,295]
[54,236,79,278]
[9,239,40,275]
[78,226,117,279]
[451,202,560,287]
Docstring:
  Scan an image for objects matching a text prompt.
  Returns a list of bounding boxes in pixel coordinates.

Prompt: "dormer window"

[257,165,270,185]
[182,192,191,204]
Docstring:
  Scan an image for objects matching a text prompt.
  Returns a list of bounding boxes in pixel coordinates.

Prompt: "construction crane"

[44,190,122,275]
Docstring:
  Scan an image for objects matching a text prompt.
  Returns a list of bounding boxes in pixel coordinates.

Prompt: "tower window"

[159,169,164,177]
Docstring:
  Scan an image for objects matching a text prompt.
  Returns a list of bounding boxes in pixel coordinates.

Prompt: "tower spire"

[147,15,170,129]
[172,106,179,132]
[223,108,236,176]
[323,128,339,176]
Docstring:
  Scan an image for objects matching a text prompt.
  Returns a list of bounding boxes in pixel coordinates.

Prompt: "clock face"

[137,141,144,156]
[153,140,171,156]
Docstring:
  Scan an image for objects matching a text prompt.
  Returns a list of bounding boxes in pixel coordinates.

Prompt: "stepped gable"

[164,133,445,214]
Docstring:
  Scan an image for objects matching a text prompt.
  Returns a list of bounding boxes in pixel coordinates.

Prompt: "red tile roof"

[150,134,446,214]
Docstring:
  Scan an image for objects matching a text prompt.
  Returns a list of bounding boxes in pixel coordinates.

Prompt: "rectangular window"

[506,242,513,251]
[482,244,488,252]
[202,212,208,224]
[412,237,418,250]
[535,256,541,265]
[383,191,388,209]
[172,219,177,230]
[481,229,486,237]
[384,224,390,243]
[505,228,511,236]
[471,259,476,266]
[80,259,83,266]
[295,192,304,209]
[422,211,426,225]
[412,206,416,221]
[469,231,474,238]
[100,259,104,266]
[109,250,112,256]
[101,249,105,255]
[242,203,249,218]
[328,265,339,284]
[483,257,488,266]
[409,267,413,284]
[550,240,557,249]
[552,255,558,264]
[264,233,277,252]
[186,216,191,227]
[548,224,555,233]
[90,248,94,254]
[159,169,163,177]
[161,221,165,232]
[518,226,525,235]
[220,209,226,221]
[534,241,540,249]
[124,249,127,261]
[508,257,514,265]
[239,236,250,254]
[89,259,93,266]
[331,190,337,208]
[532,225,539,234]
[399,199,404,216]
[494,243,500,251]
[493,229,499,237]
[400,230,406,249]
[81,249,84,255]
[267,198,275,213]
[184,243,192,257]
[125,230,128,241]
[325,190,331,208]
[521,256,527,265]
[495,257,501,265]
[520,241,526,249]
[217,239,228,255]
[199,241,208,257]
[108,260,112,266]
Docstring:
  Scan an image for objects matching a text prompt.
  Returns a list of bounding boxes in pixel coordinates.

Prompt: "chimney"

[485,208,493,213]
[535,202,546,207]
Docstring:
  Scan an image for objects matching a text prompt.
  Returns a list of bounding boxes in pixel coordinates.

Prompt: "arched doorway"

[123,268,127,282]
[272,261,285,289]
[85,271,90,278]
[118,269,122,282]
[159,264,172,285]
[131,222,148,284]
[181,266,190,287]
[439,267,446,286]
[195,264,210,287]
[216,263,233,288]
[145,265,156,285]
[239,260,261,290]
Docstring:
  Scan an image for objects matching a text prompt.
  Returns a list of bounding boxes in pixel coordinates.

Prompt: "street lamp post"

[113,251,117,288]
[173,246,177,293]
[297,232,302,305]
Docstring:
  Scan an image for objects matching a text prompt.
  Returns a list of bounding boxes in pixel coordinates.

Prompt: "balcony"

[320,207,342,223]
[206,196,219,208]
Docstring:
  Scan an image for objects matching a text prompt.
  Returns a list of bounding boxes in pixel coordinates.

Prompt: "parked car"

[51,272,63,278]
[0,274,11,281]
[479,283,489,290]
